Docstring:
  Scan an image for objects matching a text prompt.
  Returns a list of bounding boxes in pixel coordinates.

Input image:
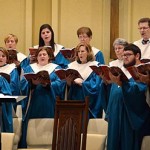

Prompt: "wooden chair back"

[52,97,89,150]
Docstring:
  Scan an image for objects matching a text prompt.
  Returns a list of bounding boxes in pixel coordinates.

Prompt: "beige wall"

[0,0,150,64]
[32,0,52,45]
[0,0,26,52]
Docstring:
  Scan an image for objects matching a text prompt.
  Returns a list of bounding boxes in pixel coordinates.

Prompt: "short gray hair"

[113,38,128,47]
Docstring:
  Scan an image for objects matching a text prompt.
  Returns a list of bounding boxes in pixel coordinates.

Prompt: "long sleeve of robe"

[0,76,13,133]
[68,72,102,118]
[106,79,150,150]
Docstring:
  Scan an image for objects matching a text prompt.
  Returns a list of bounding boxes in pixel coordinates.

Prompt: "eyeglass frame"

[138,27,150,30]
[123,53,134,58]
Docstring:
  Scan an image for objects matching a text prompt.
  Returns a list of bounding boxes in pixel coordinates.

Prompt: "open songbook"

[110,66,129,82]
[140,58,150,63]
[7,49,18,63]
[55,68,83,80]
[60,48,75,58]
[0,72,10,83]
[29,47,38,63]
[90,65,111,81]
[0,94,26,103]
[126,63,150,81]
[24,70,51,84]
[90,65,129,82]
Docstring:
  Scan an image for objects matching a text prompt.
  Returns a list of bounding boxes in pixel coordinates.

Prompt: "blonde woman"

[65,42,102,118]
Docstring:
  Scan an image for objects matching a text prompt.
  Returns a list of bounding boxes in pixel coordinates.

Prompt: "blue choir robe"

[17,51,27,63]
[0,64,20,95]
[98,81,111,113]
[92,47,105,64]
[67,61,102,118]
[20,57,30,69]
[20,62,65,117]
[15,51,28,75]
[105,79,150,150]
[0,76,13,132]
[19,62,65,148]
[17,51,27,68]
[0,64,20,111]
[52,44,70,68]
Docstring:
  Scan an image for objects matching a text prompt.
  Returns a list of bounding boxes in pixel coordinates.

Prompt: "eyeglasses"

[114,47,124,51]
[78,35,89,39]
[138,27,149,30]
[123,53,134,58]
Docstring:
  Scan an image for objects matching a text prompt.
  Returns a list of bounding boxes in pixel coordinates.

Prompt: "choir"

[0,19,150,150]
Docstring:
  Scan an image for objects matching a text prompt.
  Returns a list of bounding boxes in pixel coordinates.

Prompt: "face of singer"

[78,33,92,44]
[114,44,124,60]
[0,51,7,67]
[123,50,138,68]
[41,28,52,46]
[138,22,150,40]
[77,46,88,64]
[37,49,49,66]
[5,37,17,50]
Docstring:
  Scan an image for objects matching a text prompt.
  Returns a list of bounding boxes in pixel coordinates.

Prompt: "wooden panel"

[110,0,119,59]
[52,97,89,150]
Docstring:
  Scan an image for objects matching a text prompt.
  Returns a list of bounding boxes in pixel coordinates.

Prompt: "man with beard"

[99,43,150,150]
[134,18,150,59]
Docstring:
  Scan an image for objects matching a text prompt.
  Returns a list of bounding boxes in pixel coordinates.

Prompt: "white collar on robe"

[92,47,100,56]
[68,61,99,80]
[17,52,27,62]
[54,44,64,56]
[134,39,150,59]
[109,59,123,68]
[30,62,58,74]
[33,45,38,49]
[0,64,16,74]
